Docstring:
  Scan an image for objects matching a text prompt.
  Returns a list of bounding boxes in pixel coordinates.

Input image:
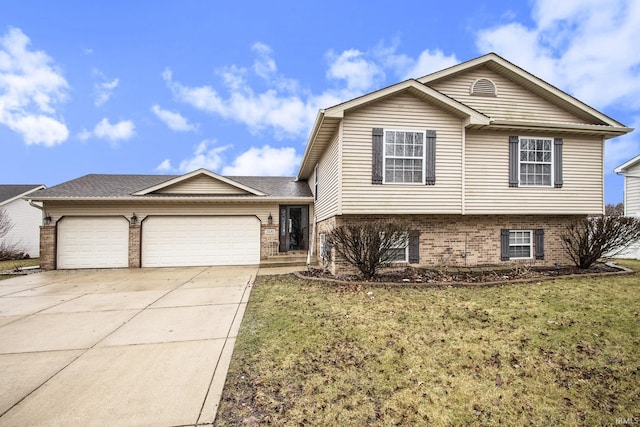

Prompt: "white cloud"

[0,27,69,146]
[93,118,135,142]
[373,42,459,80]
[252,42,277,79]
[476,0,640,110]
[162,44,374,140]
[79,118,135,143]
[326,49,384,91]
[93,70,119,106]
[222,145,301,176]
[159,140,300,176]
[151,104,197,131]
[155,158,173,172]
[177,140,230,173]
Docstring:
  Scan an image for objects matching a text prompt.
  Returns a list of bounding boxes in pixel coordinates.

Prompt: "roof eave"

[32,196,314,203]
[486,120,633,138]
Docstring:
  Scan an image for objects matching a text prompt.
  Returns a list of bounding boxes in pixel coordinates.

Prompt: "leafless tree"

[0,208,12,239]
[326,219,411,279]
[561,216,640,269]
[605,203,624,216]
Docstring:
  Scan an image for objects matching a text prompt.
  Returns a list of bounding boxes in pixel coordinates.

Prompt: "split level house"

[28,53,632,273]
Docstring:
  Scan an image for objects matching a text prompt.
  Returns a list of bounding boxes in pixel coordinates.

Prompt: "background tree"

[605,203,624,216]
[561,215,640,269]
[326,219,411,279]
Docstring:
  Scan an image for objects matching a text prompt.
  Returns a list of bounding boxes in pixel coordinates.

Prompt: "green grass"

[216,260,640,426]
[0,258,40,281]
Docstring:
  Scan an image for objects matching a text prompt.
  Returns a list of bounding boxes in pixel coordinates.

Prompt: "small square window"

[509,230,532,259]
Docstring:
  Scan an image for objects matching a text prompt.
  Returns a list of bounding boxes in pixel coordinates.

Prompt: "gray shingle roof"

[0,185,45,204]
[30,174,312,199]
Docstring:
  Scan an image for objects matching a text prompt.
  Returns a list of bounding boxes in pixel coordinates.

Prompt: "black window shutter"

[535,229,545,260]
[372,128,383,184]
[425,130,436,185]
[509,136,519,187]
[408,230,420,263]
[554,138,563,188]
[500,229,510,261]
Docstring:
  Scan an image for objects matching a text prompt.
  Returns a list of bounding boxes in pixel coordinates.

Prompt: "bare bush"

[561,216,640,269]
[326,219,411,279]
[0,208,12,239]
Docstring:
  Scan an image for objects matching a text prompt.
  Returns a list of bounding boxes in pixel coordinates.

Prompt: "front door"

[279,205,309,252]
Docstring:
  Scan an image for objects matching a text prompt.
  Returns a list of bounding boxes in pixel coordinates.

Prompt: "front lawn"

[0,258,40,281]
[215,260,640,426]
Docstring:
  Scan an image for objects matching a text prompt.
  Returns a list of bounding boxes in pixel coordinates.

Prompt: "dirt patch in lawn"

[298,262,628,287]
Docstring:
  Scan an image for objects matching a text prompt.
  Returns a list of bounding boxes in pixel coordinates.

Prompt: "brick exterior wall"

[128,224,141,268]
[261,223,279,258]
[315,214,583,275]
[39,225,56,270]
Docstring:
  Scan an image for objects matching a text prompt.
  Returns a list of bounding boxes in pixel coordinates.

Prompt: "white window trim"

[382,129,427,185]
[518,136,554,188]
[383,232,409,263]
[509,230,533,260]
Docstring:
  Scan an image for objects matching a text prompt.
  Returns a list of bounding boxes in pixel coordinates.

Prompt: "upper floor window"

[383,130,425,184]
[510,136,562,188]
[519,137,553,186]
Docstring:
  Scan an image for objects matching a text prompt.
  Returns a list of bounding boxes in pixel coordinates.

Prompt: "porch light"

[130,213,138,225]
[43,215,52,226]
[268,212,273,225]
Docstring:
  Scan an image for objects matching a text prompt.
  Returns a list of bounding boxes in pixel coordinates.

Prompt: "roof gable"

[133,169,265,196]
[418,52,627,128]
[0,185,46,206]
[614,154,640,174]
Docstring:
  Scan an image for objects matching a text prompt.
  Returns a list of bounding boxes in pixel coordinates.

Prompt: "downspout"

[28,199,47,224]
[307,215,317,270]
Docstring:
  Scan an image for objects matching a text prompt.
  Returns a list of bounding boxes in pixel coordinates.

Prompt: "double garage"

[56,216,261,269]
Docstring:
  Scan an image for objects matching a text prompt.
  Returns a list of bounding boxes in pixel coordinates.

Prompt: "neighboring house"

[612,154,640,259]
[0,185,46,258]
[29,53,632,272]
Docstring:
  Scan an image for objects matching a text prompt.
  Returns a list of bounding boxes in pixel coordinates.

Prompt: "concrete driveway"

[0,265,257,426]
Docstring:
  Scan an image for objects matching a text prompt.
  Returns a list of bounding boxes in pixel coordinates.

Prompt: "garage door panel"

[141,216,260,267]
[57,217,129,269]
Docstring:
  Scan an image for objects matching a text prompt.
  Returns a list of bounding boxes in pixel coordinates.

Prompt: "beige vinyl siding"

[341,92,463,214]
[431,67,589,124]
[157,175,248,194]
[44,202,280,225]
[624,163,640,215]
[465,131,604,214]
[315,130,342,221]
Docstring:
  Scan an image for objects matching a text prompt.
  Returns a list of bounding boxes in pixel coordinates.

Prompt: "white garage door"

[57,217,129,269]
[141,216,260,267]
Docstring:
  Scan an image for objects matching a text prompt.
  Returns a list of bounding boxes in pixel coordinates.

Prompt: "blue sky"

[0,0,638,204]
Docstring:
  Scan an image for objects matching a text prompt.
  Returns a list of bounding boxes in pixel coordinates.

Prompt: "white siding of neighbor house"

[44,202,281,225]
[340,91,464,214]
[315,130,342,221]
[624,162,640,216]
[156,175,248,194]
[431,67,590,124]
[1,198,42,257]
[464,131,604,214]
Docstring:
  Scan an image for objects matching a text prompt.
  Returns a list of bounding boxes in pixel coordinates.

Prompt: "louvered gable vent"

[470,78,497,96]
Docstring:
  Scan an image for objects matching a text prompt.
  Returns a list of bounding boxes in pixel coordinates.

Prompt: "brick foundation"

[39,225,56,270]
[315,214,582,275]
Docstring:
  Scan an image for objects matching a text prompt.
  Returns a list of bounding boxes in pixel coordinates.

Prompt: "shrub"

[561,216,640,269]
[326,219,411,279]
